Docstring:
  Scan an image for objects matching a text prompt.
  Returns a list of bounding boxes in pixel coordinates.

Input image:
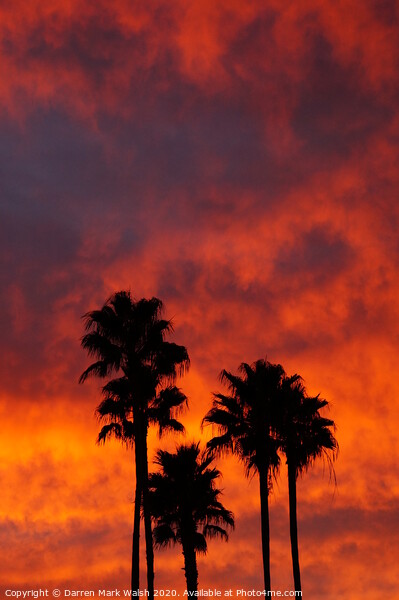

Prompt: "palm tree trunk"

[142,431,155,600]
[288,459,301,594]
[181,537,198,593]
[258,464,271,592]
[131,437,142,592]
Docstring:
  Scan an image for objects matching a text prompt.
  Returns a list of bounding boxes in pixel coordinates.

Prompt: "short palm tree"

[202,359,285,592]
[148,443,234,592]
[79,291,189,596]
[277,375,338,594]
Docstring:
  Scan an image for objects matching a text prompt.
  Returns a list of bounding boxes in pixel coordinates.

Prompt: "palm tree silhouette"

[148,443,234,592]
[79,291,189,596]
[277,374,338,594]
[202,359,285,592]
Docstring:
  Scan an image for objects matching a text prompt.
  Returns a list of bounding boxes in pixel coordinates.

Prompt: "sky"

[1,1,399,597]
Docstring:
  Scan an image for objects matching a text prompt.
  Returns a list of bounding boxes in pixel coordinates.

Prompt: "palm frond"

[96,396,127,421]
[82,304,120,335]
[153,524,176,549]
[156,418,185,437]
[193,532,208,554]
[203,524,229,541]
[81,331,122,361]
[154,342,190,380]
[97,422,123,444]
[152,386,188,413]
[102,377,131,398]
[79,360,113,383]
[205,433,235,458]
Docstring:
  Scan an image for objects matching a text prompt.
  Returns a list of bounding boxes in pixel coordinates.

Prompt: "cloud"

[0,1,399,597]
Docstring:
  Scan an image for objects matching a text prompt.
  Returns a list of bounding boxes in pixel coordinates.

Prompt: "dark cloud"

[300,501,399,541]
[293,33,395,159]
[369,0,398,26]
[275,225,354,284]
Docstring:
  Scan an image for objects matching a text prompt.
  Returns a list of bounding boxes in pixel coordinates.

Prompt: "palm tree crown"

[80,292,189,389]
[277,374,338,475]
[203,360,285,477]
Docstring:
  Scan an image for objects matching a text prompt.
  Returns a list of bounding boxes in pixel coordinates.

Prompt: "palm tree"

[96,377,188,591]
[79,291,190,596]
[277,375,338,594]
[202,359,285,592]
[148,443,234,592]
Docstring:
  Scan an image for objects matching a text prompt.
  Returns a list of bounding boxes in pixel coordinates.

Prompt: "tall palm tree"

[148,443,234,592]
[79,291,190,596]
[202,359,285,592]
[277,375,338,594]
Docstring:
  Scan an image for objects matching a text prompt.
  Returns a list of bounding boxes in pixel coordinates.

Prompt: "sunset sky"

[1,1,399,598]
